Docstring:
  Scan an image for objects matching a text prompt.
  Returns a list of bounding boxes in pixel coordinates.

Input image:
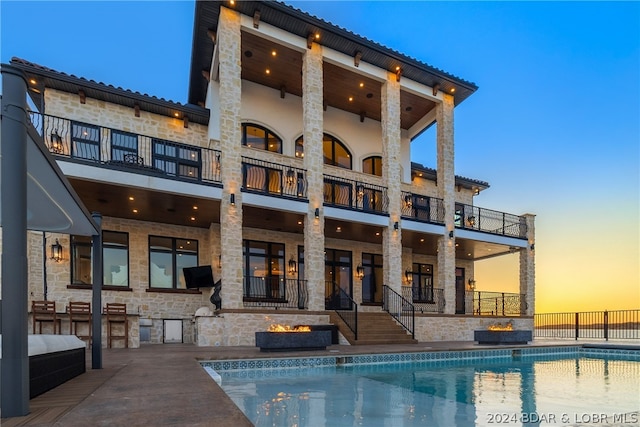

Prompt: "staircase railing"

[382,285,415,339]
[326,281,358,340]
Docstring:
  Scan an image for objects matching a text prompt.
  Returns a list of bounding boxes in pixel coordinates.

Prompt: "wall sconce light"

[466,216,476,227]
[356,264,365,280]
[468,278,476,290]
[404,194,412,209]
[530,244,535,251]
[314,208,320,219]
[50,238,63,262]
[356,184,364,199]
[449,230,454,239]
[394,221,399,231]
[217,254,222,269]
[50,131,63,153]
[288,256,297,275]
[286,168,295,185]
[405,269,412,283]
[230,193,235,205]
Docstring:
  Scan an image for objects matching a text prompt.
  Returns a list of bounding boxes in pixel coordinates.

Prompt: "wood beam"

[432,83,440,96]
[307,34,314,49]
[134,102,140,117]
[354,51,362,67]
[183,116,189,129]
[253,10,260,29]
[202,69,211,82]
[78,89,86,104]
[395,67,402,83]
[207,29,216,43]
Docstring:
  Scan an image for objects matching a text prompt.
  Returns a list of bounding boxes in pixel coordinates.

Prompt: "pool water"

[208,349,640,427]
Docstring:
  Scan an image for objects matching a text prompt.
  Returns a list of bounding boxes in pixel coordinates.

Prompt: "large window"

[111,130,138,162]
[362,156,382,176]
[410,263,433,303]
[152,138,201,180]
[295,133,352,169]
[242,123,282,153]
[72,122,100,161]
[243,240,285,299]
[149,236,198,289]
[361,253,383,304]
[71,231,129,288]
[324,248,353,309]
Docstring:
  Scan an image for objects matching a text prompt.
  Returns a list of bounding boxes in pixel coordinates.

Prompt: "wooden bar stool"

[105,303,128,348]
[32,300,61,334]
[68,301,92,345]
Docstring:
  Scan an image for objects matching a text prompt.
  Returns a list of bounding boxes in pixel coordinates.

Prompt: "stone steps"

[330,312,417,345]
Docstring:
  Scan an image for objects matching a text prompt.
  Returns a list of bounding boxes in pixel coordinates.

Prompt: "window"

[295,133,352,169]
[152,138,201,180]
[362,156,382,176]
[361,253,383,304]
[149,236,198,289]
[111,130,138,162]
[72,122,100,160]
[71,231,129,287]
[243,240,285,299]
[411,263,434,303]
[242,123,282,153]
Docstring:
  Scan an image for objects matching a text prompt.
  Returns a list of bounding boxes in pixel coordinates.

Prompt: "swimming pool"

[202,347,640,427]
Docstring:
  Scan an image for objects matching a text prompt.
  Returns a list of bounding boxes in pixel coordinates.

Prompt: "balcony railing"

[242,157,307,201]
[325,281,358,340]
[401,191,527,239]
[324,175,388,215]
[467,291,526,316]
[242,276,308,309]
[535,310,640,341]
[28,111,222,185]
[401,286,445,313]
[382,285,414,338]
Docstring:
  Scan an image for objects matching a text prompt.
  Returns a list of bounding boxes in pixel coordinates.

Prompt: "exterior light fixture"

[288,256,297,275]
[449,230,454,239]
[217,254,222,269]
[468,278,476,290]
[405,269,412,283]
[356,184,364,199]
[356,264,365,280]
[286,168,295,185]
[394,221,399,230]
[466,216,476,227]
[50,131,63,153]
[404,195,412,209]
[314,208,319,218]
[530,244,535,251]
[50,239,63,262]
[230,193,235,205]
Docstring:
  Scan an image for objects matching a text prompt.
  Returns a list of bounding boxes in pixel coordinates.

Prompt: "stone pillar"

[381,77,403,294]
[302,42,325,311]
[519,214,536,316]
[436,94,456,314]
[218,6,243,309]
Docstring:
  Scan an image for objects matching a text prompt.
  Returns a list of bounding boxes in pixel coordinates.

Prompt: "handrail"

[470,291,526,316]
[325,281,358,340]
[323,174,388,215]
[241,156,308,201]
[382,285,415,339]
[535,310,640,341]
[242,276,308,310]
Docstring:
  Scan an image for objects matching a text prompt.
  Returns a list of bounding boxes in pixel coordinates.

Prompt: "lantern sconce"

[404,269,412,284]
[356,264,365,280]
[394,221,399,231]
[288,256,297,275]
[314,207,320,219]
[468,278,476,290]
[50,238,63,262]
[286,168,295,185]
[217,254,222,269]
[50,131,63,153]
[449,230,454,239]
[230,193,235,205]
[530,243,535,251]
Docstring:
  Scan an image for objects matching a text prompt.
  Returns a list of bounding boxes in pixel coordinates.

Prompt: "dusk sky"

[1,1,638,313]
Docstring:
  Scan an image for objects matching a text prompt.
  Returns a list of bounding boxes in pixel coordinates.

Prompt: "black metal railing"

[243,276,308,309]
[325,281,357,340]
[382,285,414,338]
[241,157,307,200]
[401,286,446,313]
[28,111,222,184]
[535,310,640,341]
[323,175,388,214]
[469,291,526,316]
[400,191,527,240]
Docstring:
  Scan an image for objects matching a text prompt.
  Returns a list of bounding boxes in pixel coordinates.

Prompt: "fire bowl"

[474,330,532,345]
[255,330,331,352]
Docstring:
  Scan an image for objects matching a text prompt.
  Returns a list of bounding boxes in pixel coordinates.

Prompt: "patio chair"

[32,300,61,334]
[105,303,128,348]
[68,301,92,345]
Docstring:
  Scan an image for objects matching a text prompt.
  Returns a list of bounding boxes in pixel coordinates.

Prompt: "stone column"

[436,94,456,314]
[218,6,243,309]
[381,76,403,294]
[519,214,536,316]
[302,43,325,311]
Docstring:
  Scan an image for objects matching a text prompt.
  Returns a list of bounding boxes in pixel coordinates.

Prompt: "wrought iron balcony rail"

[382,285,414,338]
[241,157,307,201]
[323,175,388,215]
[467,291,526,316]
[242,276,308,309]
[28,111,222,185]
[535,310,639,341]
[401,286,445,313]
[401,191,527,239]
[325,281,358,340]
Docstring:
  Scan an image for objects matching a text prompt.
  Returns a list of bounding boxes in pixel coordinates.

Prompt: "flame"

[488,321,514,331]
[268,324,311,333]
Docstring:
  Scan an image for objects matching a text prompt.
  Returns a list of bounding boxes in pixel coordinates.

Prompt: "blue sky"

[2,1,638,311]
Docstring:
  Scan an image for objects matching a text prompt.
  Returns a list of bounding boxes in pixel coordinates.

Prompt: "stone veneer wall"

[195,312,330,346]
[415,316,534,341]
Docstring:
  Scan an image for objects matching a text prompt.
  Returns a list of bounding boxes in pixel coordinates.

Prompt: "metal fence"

[401,286,446,313]
[325,281,358,340]
[242,276,308,309]
[400,191,445,225]
[323,175,388,215]
[535,310,640,340]
[242,157,307,201]
[468,291,527,316]
[383,285,414,338]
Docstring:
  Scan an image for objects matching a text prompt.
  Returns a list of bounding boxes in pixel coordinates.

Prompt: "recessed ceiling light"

[336,227,342,232]
[271,50,277,56]
[420,238,424,242]
[450,88,456,93]
[230,0,235,5]
[128,196,134,201]
[315,33,320,39]
[30,79,37,85]
[297,220,303,225]
[132,209,138,213]
[348,96,353,102]
[265,68,270,74]
[193,206,198,210]
[359,82,364,88]
[467,253,472,256]
[395,66,400,71]
[190,217,196,221]
[455,243,459,247]
[375,232,380,236]
[418,173,423,177]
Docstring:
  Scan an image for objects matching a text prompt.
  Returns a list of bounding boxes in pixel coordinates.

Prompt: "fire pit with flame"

[474,321,532,345]
[256,324,331,352]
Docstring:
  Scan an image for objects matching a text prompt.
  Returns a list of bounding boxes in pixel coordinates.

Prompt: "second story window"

[295,133,352,169]
[149,236,198,289]
[362,156,382,176]
[72,122,100,161]
[152,138,201,180]
[242,123,282,153]
[71,231,129,288]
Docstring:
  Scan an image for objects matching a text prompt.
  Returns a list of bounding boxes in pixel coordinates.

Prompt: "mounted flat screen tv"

[183,265,214,289]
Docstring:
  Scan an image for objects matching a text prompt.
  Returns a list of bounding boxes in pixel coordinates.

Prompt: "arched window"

[295,133,352,169]
[242,123,282,154]
[362,156,382,176]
